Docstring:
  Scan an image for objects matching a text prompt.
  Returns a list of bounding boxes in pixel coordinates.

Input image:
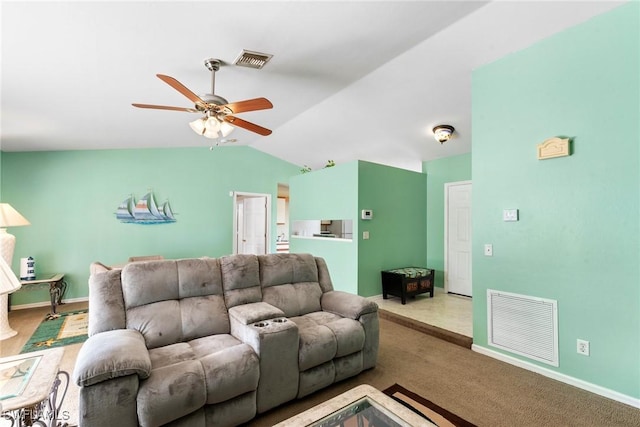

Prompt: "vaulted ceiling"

[1,1,624,171]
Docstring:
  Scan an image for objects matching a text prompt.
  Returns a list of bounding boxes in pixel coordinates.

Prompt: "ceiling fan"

[132,58,273,138]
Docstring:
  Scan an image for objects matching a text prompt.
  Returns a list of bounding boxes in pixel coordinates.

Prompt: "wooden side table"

[0,348,69,426]
[381,267,435,304]
[18,274,67,320]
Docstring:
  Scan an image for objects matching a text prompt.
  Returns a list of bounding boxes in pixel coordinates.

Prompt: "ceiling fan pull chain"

[210,66,216,96]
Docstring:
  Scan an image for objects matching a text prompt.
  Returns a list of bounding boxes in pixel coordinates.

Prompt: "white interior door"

[233,193,270,255]
[445,181,472,297]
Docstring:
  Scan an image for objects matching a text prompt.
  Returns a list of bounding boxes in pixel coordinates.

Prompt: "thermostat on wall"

[361,209,373,220]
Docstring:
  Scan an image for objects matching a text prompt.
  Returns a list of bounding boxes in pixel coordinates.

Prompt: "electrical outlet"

[577,339,590,356]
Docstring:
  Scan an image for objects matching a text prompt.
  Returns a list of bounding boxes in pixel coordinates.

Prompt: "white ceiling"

[1,1,624,172]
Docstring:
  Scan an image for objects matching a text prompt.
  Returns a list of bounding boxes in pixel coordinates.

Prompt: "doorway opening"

[233,192,271,255]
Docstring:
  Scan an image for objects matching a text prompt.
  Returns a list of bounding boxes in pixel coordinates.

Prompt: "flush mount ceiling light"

[433,125,455,144]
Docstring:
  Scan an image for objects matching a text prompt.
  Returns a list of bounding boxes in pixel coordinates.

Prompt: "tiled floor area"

[369,287,473,338]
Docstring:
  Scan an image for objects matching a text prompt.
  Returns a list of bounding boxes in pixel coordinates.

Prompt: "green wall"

[1,146,299,306]
[289,162,359,294]
[472,2,639,399]
[423,153,472,287]
[289,160,426,297]
[357,161,426,296]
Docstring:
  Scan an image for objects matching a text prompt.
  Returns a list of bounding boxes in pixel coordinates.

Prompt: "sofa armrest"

[321,290,378,320]
[228,302,285,325]
[73,329,151,387]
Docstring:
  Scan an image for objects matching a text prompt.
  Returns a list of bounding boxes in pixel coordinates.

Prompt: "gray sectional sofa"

[73,253,379,426]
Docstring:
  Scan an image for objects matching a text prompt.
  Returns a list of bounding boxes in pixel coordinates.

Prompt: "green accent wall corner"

[289,160,427,297]
[472,2,639,399]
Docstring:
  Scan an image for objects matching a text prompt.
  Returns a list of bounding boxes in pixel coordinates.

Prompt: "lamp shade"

[0,204,30,228]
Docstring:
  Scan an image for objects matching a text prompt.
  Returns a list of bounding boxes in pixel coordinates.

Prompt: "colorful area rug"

[383,384,476,427]
[21,309,88,354]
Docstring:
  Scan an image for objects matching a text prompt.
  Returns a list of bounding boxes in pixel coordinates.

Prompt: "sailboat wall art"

[116,192,177,224]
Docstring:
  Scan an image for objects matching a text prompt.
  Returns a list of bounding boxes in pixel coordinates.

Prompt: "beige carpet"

[248,318,640,426]
[5,304,640,426]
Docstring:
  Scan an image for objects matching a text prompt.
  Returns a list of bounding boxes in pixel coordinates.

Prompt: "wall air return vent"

[487,289,559,366]
[233,50,273,69]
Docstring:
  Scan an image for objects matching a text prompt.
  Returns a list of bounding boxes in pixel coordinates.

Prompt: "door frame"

[444,180,472,295]
[232,191,272,255]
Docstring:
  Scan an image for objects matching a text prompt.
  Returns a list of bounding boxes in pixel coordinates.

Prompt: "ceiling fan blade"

[156,74,207,109]
[224,116,272,136]
[222,98,273,114]
[132,103,199,113]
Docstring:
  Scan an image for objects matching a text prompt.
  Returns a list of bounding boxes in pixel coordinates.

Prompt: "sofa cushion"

[258,254,324,317]
[221,255,262,308]
[289,316,336,371]
[290,312,366,371]
[189,335,260,404]
[258,253,318,286]
[128,300,183,349]
[122,259,230,348]
[137,359,206,426]
[200,344,259,404]
[142,334,260,424]
[176,258,224,298]
[262,283,323,317]
[180,295,230,340]
[148,342,196,370]
[189,334,243,356]
[323,317,365,358]
[122,260,180,308]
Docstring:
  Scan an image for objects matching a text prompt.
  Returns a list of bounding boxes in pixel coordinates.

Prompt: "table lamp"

[0,203,30,340]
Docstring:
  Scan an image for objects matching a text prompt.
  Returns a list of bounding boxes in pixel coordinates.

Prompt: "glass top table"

[275,384,434,427]
[0,348,68,427]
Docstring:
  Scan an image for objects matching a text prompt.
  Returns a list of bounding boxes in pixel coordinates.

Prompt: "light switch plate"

[484,244,493,256]
[503,209,519,222]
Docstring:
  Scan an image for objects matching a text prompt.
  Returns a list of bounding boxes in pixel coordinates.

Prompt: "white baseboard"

[472,344,640,409]
[11,296,89,311]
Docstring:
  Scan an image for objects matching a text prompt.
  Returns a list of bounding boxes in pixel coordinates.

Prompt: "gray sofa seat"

[73,253,378,427]
[138,336,259,426]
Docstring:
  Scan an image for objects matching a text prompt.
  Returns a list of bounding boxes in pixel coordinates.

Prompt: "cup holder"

[272,318,287,323]
[253,322,269,328]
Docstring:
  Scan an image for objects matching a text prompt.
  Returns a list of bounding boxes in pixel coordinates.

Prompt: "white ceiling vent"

[233,50,273,69]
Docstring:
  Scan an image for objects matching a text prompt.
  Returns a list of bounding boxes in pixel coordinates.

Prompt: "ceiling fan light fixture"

[220,121,235,137]
[205,116,222,133]
[433,125,455,144]
[134,58,273,140]
[189,117,206,135]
